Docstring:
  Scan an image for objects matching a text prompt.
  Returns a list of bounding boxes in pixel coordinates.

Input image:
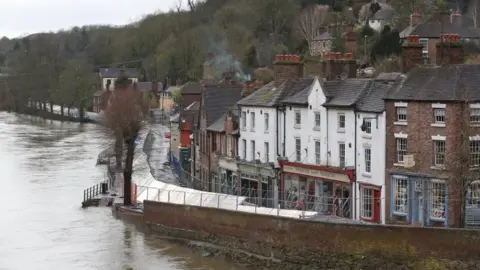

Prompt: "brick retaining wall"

[144,200,480,269]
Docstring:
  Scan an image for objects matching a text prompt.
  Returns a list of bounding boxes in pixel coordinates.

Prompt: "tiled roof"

[323,79,373,107]
[385,64,480,101]
[314,32,333,41]
[371,8,394,20]
[356,74,404,112]
[136,82,162,92]
[99,68,139,78]
[400,22,478,38]
[207,116,225,132]
[238,78,314,107]
[181,82,202,94]
[204,85,242,126]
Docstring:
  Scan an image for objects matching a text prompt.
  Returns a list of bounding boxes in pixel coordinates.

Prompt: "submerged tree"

[103,77,149,205]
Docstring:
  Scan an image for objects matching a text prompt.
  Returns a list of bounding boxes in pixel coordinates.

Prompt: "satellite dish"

[340,72,348,81]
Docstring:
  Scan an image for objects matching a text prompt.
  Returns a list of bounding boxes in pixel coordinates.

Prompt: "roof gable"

[203,85,242,126]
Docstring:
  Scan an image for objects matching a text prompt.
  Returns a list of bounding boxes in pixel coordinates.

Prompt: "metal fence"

[83,181,108,202]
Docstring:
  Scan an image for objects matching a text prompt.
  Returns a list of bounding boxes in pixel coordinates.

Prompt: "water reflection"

[0,112,245,270]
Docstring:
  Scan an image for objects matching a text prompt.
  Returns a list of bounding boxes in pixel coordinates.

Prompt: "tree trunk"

[60,104,64,116]
[49,103,53,113]
[67,106,71,116]
[123,137,135,206]
[115,135,123,170]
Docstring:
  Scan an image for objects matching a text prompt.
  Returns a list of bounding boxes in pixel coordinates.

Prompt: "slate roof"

[136,82,162,92]
[314,32,333,41]
[238,78,314,107]
[207,108,239,132]
[371,8,394,20]
[180,101,200,129]
[400,15,479,38]
[385,64,480,101]
[181,82,202,94]
[165,86,177,93]
[203,85,242,126]
[356,74,404,112]
[99,68,139,78]
[93,90,105,97]
[323,79,374,107]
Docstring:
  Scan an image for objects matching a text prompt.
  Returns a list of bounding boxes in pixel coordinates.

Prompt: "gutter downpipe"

[353,108,358,221]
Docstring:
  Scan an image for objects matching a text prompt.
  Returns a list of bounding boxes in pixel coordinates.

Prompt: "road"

[0,112,246,270]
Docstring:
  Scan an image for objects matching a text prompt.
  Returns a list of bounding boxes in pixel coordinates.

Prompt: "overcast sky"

[0,0,178,38]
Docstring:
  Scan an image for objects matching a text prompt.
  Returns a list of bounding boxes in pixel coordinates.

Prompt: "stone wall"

[144,200,480,269]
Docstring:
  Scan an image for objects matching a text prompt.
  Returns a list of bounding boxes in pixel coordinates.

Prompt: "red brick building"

[385,34,480,228]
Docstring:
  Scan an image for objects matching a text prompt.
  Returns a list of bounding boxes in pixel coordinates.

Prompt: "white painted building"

[98,68,139,90]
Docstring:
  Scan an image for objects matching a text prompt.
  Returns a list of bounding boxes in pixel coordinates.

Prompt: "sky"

[0,0,178,38]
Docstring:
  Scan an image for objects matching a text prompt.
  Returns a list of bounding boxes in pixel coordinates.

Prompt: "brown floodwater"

[0,112,246,270]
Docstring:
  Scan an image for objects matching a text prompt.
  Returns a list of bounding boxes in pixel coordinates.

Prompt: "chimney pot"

[410,11,421,25]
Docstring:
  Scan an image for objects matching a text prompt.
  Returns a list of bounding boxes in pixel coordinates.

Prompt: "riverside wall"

[143,200,480,269]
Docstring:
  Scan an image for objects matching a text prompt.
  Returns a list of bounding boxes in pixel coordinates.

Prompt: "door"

[413,179,425,226]
[373,189,381,223]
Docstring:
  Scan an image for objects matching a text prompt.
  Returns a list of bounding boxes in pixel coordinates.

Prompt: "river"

[0,112,246,270]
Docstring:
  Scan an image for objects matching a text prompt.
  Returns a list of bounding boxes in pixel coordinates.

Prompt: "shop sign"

[283,165,350,183]
[238,163,274,178]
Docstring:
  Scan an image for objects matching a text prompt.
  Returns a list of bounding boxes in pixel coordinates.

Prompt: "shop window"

[360,188,373,219]
[393,176,408,215]
[468,181,480,207]
[429,180,446,221]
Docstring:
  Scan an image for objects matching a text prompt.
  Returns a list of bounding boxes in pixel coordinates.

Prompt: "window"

[419,38,428,57]
[211,133,216,152]
[364,148,371,173]
[250,112,255,131]
[226,136,232,157]
[468,181,480,207]
[470,140,480,166]
[433,108,445,124]
[264,113,269,132]
[250,140,256,160]
[315,141,321,165]
[242,139,246,159]
[433,140,445,166]
[314,112,321,129]
[242,112,247,129]
[470,108,480,124]
[337,113,345,129]
[429,180,446,220]
[295,111,301,127]
[295,138,301,162]
[364,120,372,134]
[264,142,269,162]
[396,138,407,163]
[339,143,345,168]
[360,188,373,219]
[393,177,408,215]
[396,107,407,122]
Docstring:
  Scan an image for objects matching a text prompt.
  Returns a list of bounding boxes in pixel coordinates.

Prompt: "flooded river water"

[0,112,245,270]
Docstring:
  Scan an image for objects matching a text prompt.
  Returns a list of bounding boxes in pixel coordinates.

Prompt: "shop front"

[237,162,277,207]
[218,157,239,195]
[279,161,354,219]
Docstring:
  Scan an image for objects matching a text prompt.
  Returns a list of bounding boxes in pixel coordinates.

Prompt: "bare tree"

[295,4,329,56]
[447,81,480,228]
[469,0,479,28]
[103,77,149,205]
[175,0,183,12]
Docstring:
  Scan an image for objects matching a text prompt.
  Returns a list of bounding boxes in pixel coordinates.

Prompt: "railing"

[136,186,361,223]
[83,181,108,202]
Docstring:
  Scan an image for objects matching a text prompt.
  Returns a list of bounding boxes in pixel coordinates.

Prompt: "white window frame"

[364,119,372,134]
[241,111,247,130]
[250,140,255,161]
[242,139,247,159]
[468,180,480,207]
[264,113,269,132]
[470,138,480,167]
[314,140,321,165]
[470,106,480,125]
[264,141,269,162]
[295,138,301,162]
[314,112,321,130]
[364,147,372,174]
[395,107,407,124]
[429,179,446,221]
[419,38,428,57]
[226,136,232,157]
[338,142,345,168]
[294,110,301,128]
[395,137,408,165]
[432,139,446,167]
[250,112,255,131]
[393,176,408,215]
[432,108,445,127]
[337,113,345,132]
[360,188,373,219]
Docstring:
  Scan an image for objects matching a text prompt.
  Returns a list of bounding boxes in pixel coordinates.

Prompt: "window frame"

[470,107,480,124]
[337,113,345,131]
[294,110,301,128]
[226,135,232,157]
[392,176,409,216]
[242,139,247,159]
[433,108,445,124]
[429,179,446,222]
[338,142,345,168]
[314,140,321,165]
[314,112,321,129]
[250,140,256,161]
[433,140,446,167]
[241,111,247,129]
[295,138,301,162]
[396,138,407,164]
[264,113,269,132]
[250,112,255,131]
[364,147,372,174]
[470,139,480,167]
[360,188,373,219]
[396,107,407,122]
[264,141,269,162]
[364,119,372,134]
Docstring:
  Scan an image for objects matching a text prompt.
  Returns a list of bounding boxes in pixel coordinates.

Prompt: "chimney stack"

[450,10,462,25]
[273,54,303,86]
[320,52,357,81]
[410,11,421,26]
[401,35,423,73]
[436,33,464,66]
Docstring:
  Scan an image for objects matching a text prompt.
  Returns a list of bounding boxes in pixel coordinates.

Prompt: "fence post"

[236,195,238,210]
[146,187,149,200]
[168,190,171,203]
[200,193,203,206]
[255,203,257,213]
[157,189,160,201]
[217,195,220,208]
[277,202,280,216]
[183,191,186,205]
